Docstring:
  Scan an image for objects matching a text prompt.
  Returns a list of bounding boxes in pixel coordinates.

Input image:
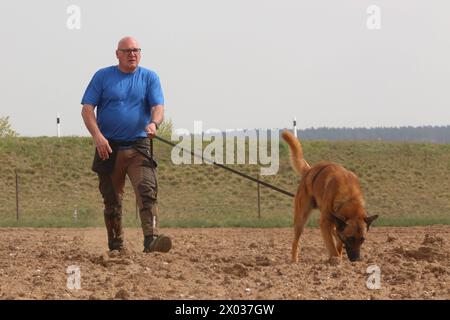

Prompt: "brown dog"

[282,130,378,262]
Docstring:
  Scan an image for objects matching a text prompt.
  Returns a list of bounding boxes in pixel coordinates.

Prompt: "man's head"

[116,36,141,73]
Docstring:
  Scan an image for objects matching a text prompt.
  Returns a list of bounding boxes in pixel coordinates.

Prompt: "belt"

[110,137,147,147]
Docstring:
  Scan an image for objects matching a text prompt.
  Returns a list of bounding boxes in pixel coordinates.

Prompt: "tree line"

[291,126,450,143]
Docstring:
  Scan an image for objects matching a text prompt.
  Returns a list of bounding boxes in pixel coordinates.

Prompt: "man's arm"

[81,104,112,160]
[145,104,164,138]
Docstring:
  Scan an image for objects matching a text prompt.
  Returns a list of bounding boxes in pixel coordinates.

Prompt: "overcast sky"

[0,0,449,136]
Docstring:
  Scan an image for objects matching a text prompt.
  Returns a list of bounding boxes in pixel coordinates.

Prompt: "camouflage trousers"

[98,147,159,250]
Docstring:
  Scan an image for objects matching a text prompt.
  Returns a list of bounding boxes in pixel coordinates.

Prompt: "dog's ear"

[331,212,347,231]
[364,214,379,230]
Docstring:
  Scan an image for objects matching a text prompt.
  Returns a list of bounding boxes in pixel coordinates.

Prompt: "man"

[81,36,171,253]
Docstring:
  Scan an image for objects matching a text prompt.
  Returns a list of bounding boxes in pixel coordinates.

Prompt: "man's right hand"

[81,105,112,160]
[94,134,113,160]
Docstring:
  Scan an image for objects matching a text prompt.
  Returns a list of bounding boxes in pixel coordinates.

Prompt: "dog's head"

[332,212,379,262]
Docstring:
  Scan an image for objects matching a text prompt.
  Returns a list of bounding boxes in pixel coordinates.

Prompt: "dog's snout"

[346,250,361,262]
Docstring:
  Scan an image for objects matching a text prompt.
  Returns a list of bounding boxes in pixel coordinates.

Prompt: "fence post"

[15,169,19,221]
[257,174,261,219]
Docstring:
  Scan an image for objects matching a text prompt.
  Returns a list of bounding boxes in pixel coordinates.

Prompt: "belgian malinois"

[282,131,378,262]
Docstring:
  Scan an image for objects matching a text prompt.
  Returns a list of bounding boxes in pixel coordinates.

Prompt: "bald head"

[116,36,141,73]
[117,36,140,50]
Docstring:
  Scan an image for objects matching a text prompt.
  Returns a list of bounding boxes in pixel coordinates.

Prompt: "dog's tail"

[281,130,311,175]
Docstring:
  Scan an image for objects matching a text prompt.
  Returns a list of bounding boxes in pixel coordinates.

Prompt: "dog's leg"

[331,229,343,257]
[335,235,343,257]
[292,193,314,263]
[319,216,340,259]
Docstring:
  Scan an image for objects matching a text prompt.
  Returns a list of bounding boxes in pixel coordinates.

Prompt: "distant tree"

[157,118,173,139]
[0,116,18,137]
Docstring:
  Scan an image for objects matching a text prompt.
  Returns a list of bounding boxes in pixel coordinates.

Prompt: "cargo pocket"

[91,147,118,174]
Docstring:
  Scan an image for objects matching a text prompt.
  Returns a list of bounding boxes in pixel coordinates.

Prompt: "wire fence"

[1,164,295,228]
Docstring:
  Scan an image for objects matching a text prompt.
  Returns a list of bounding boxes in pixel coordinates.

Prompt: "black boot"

[143,234,172,253]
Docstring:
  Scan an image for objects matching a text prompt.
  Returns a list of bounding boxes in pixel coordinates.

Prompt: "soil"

[0,226,449,300]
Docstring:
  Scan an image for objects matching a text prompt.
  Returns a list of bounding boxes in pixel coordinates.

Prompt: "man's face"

[116,38,141,72]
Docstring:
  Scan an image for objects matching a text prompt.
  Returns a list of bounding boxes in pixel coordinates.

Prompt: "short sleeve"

[147,72,164,107]
[81,70,103,106]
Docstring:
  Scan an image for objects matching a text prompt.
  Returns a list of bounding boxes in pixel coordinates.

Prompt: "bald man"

[81,37,171,253]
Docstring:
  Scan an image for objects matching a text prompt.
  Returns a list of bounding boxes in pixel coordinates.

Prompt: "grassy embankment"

[1,136,449,227]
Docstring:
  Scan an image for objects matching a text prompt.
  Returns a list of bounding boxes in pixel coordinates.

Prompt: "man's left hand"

[145,122,157,139]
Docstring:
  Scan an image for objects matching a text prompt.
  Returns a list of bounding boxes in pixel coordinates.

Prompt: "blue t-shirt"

[81,66,164,141]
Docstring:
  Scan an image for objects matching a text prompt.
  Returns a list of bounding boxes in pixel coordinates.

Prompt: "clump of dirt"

[328,257,341,266]
[422,234,444,246]
[114,289,130,300]
[90,253,110,267]
[255,255,275,266]
[393,245,445,262]
[389,232,448,264]
[424,264,448,276]
[386,234,398,243]
[222,263,249,278]
[89,250,135,268]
